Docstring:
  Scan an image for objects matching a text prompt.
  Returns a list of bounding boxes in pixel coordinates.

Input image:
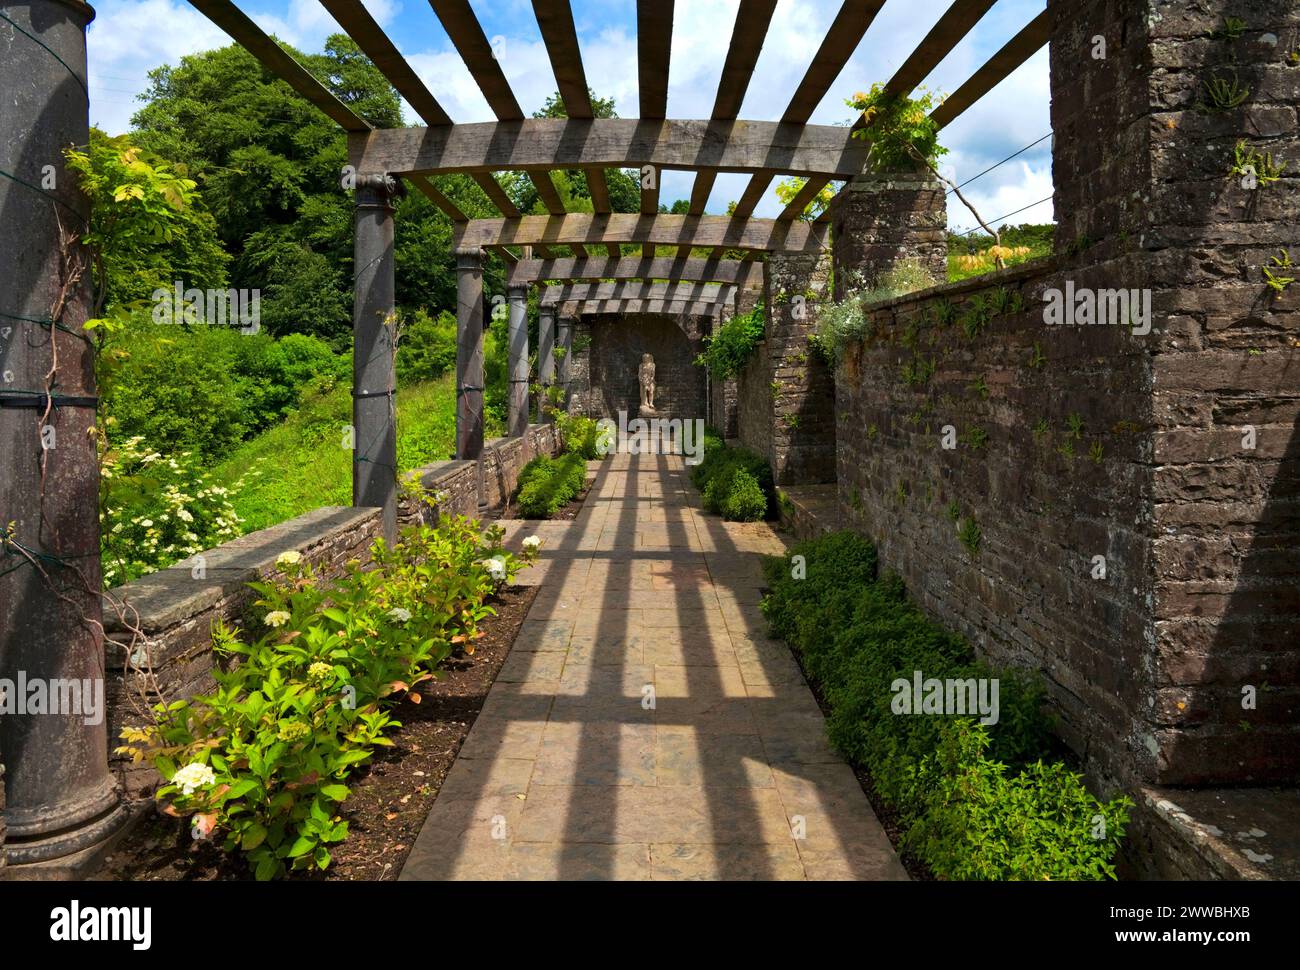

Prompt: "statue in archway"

[638,353,656,413]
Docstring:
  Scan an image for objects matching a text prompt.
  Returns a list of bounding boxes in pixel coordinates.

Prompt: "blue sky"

[85,0,1052,229]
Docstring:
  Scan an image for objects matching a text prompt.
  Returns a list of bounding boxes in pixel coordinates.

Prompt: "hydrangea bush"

[118,515,538,880]
[99,434,252,587]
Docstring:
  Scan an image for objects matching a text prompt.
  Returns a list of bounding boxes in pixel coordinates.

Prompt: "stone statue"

[638,353,656,413]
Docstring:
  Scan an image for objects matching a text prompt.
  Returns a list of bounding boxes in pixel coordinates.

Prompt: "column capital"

[507,282,529,299]
[355,173,398,211]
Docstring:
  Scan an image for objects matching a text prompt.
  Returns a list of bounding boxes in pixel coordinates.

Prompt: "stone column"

[764,251,835,486]
[506,284,529,436]
[829,169,947,298]
[537,303,556,422]
[455,249,485,459]
[1045,0,1300,786]
[352,174,398,541]
[556,313,573,411]
[0,0,129,867]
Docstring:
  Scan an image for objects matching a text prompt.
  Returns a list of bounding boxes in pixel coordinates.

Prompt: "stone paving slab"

[401,452,906,882]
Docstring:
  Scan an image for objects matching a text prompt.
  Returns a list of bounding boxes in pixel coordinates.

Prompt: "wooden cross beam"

[508,256,764,287]
[454,213,828,253]
[560,298,727,317]
[347,118,870,180]
[541,281,737,306]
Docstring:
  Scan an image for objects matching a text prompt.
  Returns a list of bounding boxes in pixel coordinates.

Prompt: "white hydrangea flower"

[265,610,291,628]
[177,509,194,523]
[276,550,302,567]
[172,762,216,796]
[483,557,507,582]
[522,535,542,551]
[388,607,412,623]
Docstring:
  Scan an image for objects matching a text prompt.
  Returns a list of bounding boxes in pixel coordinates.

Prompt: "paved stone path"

[401,451,906,881]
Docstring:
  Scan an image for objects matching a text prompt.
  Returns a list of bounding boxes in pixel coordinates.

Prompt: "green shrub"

[515,451,587,518]
[555,412,610,460]
[695,302,765,379]
[99,435,251,587]
[759,530,1132,880]
[719,468,767,520]
[397,308,457,386]
[690,434,772,521]
[119,517,537,880]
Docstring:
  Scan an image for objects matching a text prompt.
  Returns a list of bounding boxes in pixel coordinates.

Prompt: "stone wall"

[571,313,708,422]
[104,506,383,794]
[403,423,560,522]
[736,339,772,455]
[765,253,836,485]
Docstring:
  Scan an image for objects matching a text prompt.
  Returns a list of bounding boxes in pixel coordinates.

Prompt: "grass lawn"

[212,373,483,534]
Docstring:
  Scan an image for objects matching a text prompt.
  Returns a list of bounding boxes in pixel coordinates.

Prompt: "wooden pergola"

[185,0,1049,517]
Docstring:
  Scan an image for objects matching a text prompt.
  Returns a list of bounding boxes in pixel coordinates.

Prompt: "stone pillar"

[0,0,129,867]
[537,303,556,422]
[455,249,485,459]
[506,284,528,436]
[556,313,573,411]
[352,174,398,541]
[829,169,947,298]
[1046,0,1300,785]
[764,251,835,486]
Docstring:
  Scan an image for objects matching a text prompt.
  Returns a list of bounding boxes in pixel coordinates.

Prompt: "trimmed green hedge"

[515,452,587,518]
[689,431,772,521]
[761,531,1132,880]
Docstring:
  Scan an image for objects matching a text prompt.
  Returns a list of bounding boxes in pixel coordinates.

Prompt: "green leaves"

[695,303,766,380]
[124,514,521,879]
[847,83,948,173]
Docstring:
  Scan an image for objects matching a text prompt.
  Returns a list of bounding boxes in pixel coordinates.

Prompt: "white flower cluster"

[172,761,216,796]
[522,535,542,551]
[483,557,507,583]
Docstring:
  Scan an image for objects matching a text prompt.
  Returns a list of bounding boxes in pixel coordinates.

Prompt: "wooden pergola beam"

[561,298,726,317]
[638,0,674,252]
[541,281,736,305]
[684,0,778,253]
[931,10,1051,129]
[532,0,617,256]
[319,0,453,126]
[730,0,885,224]
[347,118,870,179]
[188,0,371,132]
[508,255,763,286]
[427,0,568,254]
[454,213,828,253]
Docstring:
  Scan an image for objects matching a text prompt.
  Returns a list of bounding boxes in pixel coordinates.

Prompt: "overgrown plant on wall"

[694,301,766,379]
[812,260,938,363]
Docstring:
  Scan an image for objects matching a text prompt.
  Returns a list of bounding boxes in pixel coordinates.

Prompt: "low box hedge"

[515,451,587,518]
[761,530,1133,880]
[689,431,773,521]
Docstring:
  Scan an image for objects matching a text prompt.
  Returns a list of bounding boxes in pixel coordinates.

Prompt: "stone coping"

[102,506,380,634]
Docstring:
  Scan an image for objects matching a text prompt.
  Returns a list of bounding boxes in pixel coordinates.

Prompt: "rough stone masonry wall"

[1051,0,1300,785]
[835,260,1154,791]
[573,313,708,421]
[403,423,560,522]
[736,339,773,457]
[762,253,836,485]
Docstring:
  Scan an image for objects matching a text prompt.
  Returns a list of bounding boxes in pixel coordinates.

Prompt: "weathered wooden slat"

[408,175,467,221]
[427,0,525,120]
[541,281,736,305]
[682,0,778,252]
[638,0,674,253]
[509,255,764,286]
[319,0,453,126]
[347,118,870,178]
[562,298,727,317]
[880,0,997,104]
[187,0,371,132]
[454,213,828,253]
[782,0,886,125]
[930,10,1051,129]
[778,175,831,221]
